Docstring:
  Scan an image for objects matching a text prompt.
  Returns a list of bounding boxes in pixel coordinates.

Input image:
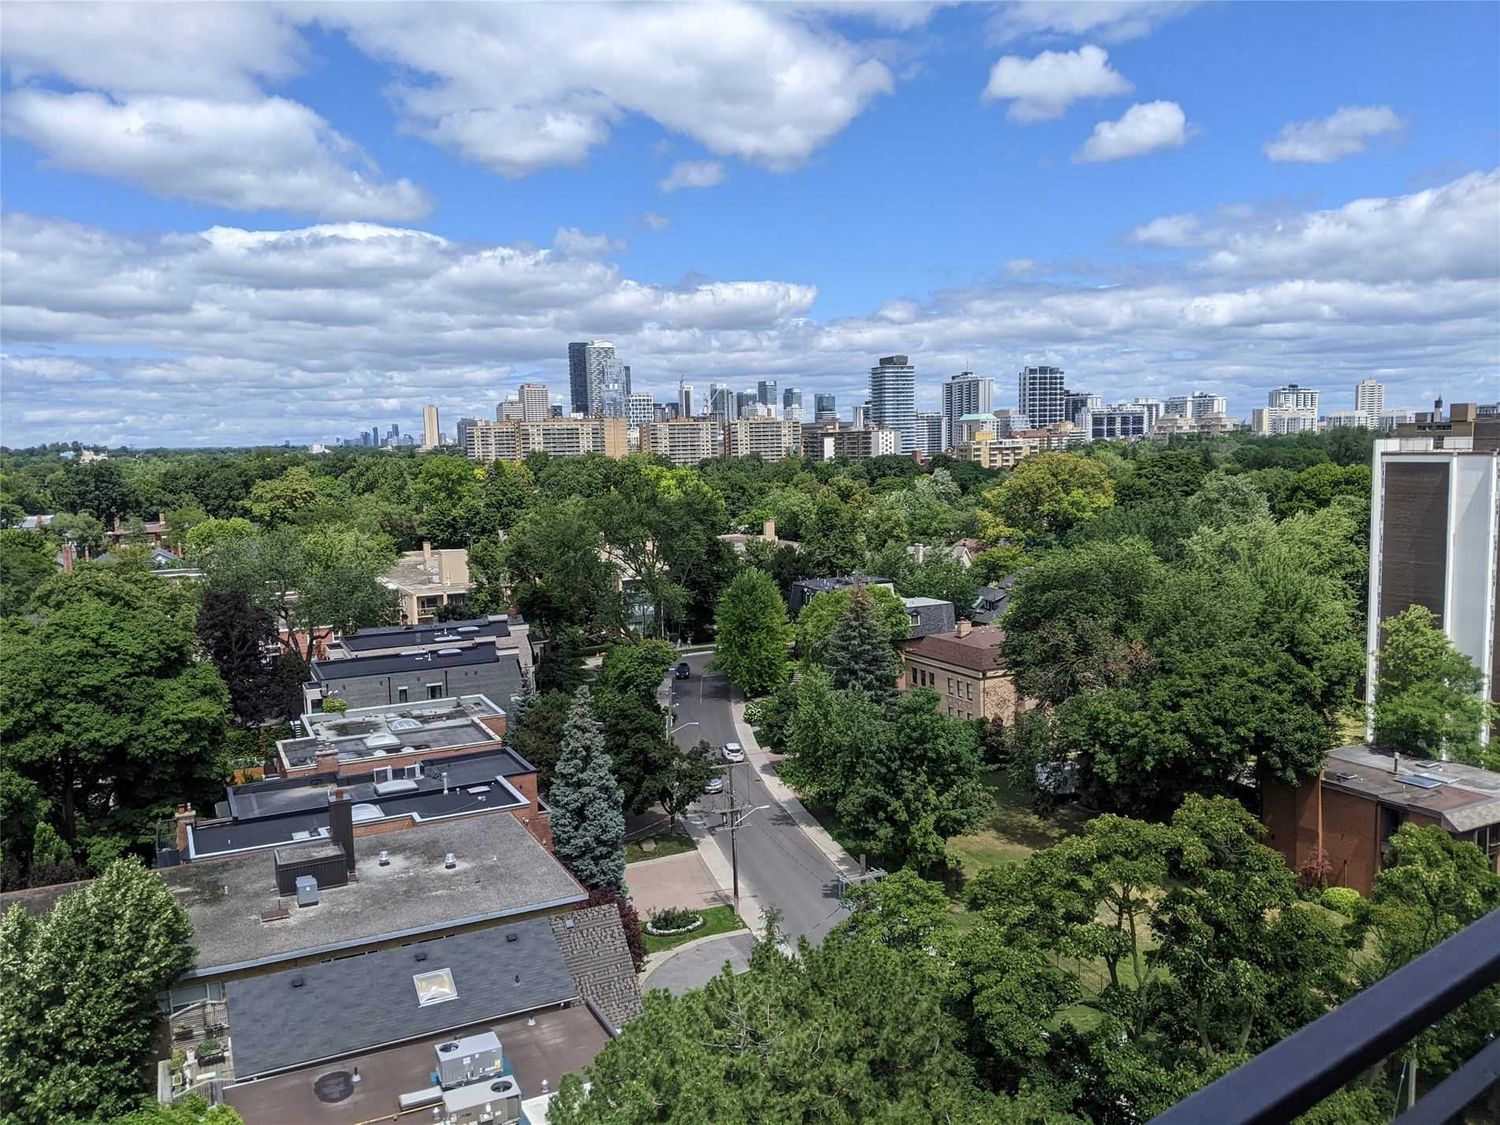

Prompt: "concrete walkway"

[625,850,730,916]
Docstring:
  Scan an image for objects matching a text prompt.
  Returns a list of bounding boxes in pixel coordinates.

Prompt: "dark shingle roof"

[225,919,577,1078]
[902,625,1007,673]
[550,905,643,1030]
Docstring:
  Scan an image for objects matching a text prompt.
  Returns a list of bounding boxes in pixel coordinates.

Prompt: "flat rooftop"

[223,1005,610,1125]
[164,813,586,978]
[337,616,518,654]
[193,750,535,858]
[277,695,507,769]
[311,644,513,682]
[1322,745,1500,833]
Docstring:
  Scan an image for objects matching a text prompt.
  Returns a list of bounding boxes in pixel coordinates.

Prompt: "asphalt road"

[668,652,849,945]
[641,933,757,995]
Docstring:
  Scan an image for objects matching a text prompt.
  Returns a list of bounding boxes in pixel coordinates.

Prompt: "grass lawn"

[948,770,1095,880]
[642,904,745,954]
[625,832,697,864]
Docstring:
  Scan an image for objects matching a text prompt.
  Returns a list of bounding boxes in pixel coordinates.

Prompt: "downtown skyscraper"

[869,354,916,454]
[568,340,627,416]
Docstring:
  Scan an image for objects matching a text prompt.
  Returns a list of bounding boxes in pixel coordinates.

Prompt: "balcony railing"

[1151,907,1500,1125]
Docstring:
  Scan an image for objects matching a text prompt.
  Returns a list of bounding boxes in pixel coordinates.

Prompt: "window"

[413,968,458,1006]
[397,686,409,703]
[427,683,443,700]
[947,677,954,695]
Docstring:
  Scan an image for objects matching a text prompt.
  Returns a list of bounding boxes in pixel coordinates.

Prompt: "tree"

[0,529,54,616]
[980,453,1115,546]
[196,590,300,725]
[0,569,230,854]
[114,1096,243,1125]
[412,455,488,546]
[0,860,195,1122]
[1372,605,1489,766]
[549,932,1023,1125]
[713,569,792,697]
[510,689,573,794]
[823,584,904,705]
[657,739,718,827]
[549,688,626,892]
[795,584,908,665]
[500,498,621,637]
[535,625,589,696]
[838,868,950,951]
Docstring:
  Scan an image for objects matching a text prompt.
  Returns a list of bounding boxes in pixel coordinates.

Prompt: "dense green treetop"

[1372,604,1490,767]
[714,569,793,697]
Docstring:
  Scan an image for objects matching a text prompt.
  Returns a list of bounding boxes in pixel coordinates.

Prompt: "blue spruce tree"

[548,687,626,891]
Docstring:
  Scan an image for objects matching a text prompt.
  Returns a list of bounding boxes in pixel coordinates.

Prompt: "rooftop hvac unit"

[435,1031,502,1089]
[295,874,319,907]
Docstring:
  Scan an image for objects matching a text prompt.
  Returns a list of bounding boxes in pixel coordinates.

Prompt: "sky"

[1,0,1498,448]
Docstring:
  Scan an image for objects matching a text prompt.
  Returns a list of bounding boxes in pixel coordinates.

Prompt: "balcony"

[1151,908,1500,1124]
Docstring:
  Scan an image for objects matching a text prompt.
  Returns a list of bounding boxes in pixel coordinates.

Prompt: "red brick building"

[1262,744,1500,894]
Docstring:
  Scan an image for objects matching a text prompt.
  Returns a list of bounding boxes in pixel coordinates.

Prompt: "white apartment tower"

[422,403,440,450]
[869,355,916,454]
[1018,366,1067,427]
[518,382,550,422]
[1356,379,1386,417]
[941,372,994,451]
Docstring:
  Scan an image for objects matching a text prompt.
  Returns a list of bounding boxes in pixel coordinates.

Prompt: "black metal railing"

[1151,907,1500,1125]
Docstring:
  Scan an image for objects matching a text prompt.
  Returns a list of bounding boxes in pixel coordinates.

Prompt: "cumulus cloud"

[991,1,1197,44]
[658,160,727,193]
[641,212,671,231]
[982,45,1131,122]
[3,90,431,220]
[4,170,1496,447]
[1129,213,1203,247]
[1074,100,1190,162]
[316,3,895,175]
[1264,105,1405,163]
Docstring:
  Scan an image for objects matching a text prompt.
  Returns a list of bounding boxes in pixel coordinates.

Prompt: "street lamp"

[667,721,700,738]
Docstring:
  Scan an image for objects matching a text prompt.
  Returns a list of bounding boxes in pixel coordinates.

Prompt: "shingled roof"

[551,904,643,1030]
[902,624,1007,673]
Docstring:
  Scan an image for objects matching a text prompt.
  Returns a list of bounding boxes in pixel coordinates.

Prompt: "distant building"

[455,417,481,451]
[957,434,1032,469]
[757,379,779,410]
[1263,745,1500,893]
[381,542,473,624]
[627,392,655,428]
[1356,379,1385,416]
[518,382,550,422]
[803,424,899,461]
[851,402,869,428]
[498,398,526,421]
[1017,365,1067,427]
[639,419,717,466]
[1164,392,1228,420]
[913,411,944,457]
[678,383,695,418]
[1366,402,1498,742]
[781,386,803,422]
[568,341,620,416]
[1252,406,1321,435]
[722,418,801,460]
[813,393,837,422]
[1063,390,1101,426]
[465,418,629,462]
[422,404,440,450]
[901,620,1025,724]
[869,355,916,454]
[1080,402,1153,441]
[941,373,994,451]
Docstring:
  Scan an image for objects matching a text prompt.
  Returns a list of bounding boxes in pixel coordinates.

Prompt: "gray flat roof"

[165,813,585,979]
[1322,745,1500,833]
[280,695,507,768]
[226,918,577,1079]
[340,616,516,652]
[312,645,513,682]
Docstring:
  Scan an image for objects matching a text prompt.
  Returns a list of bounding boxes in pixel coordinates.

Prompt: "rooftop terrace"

[277,695,507,770]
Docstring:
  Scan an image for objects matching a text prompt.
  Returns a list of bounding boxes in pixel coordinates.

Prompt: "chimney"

[61,542,75,573]
[1392,752,1400,776]
[955,619,973,638]
[174,804,196,853]
[422,539,433,565]
[328,790,356,874]
[315,745,340,777]
[762,519,776,541]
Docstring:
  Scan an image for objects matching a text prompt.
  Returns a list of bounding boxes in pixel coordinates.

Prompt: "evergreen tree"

[504,665,537,747]
[824,584,903,705]
[549,688,626,892]
[1373,605,1489,766]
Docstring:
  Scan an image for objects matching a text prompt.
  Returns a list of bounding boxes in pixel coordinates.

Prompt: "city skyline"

[1,3,1497,446]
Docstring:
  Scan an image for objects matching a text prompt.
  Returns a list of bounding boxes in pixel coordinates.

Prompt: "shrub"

[647,906,701,932]
[320,696,348,714]
[1320,885,1362,917]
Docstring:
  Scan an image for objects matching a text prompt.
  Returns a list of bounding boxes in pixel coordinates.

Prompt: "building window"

[397,686,409,703]
[947,677,954,695]
[426,683,443,700]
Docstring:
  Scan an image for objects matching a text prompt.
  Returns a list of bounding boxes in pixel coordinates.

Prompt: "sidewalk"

[680,811,770,939]
[727,694,858,876]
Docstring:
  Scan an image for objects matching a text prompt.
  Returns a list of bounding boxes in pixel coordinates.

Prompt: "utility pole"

[717,761,767,910]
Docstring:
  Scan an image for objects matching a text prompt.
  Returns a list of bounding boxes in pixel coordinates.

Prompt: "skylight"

[413,968,458,1006]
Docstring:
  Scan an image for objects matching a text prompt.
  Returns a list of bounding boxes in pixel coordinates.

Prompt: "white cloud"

[641,212,671,231]
[1005,258,1036,274]
[1264,105,1405,164]
[991,1,1197,44]
[553,227,626,257]
[1129,213,1202,247]
[2,172,1495,447]
[3,90,431,220]
[316,3,894,175]
[982,45,1131,123]
[1074,100,1190,162]
[658,160,727,193]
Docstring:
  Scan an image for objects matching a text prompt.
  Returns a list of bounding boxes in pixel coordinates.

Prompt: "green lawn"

[948,771,1095,880]
[625,832,698,864]
[642,904,745,954]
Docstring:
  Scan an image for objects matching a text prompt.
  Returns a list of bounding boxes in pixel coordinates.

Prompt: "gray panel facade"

[1378,462,1450,627]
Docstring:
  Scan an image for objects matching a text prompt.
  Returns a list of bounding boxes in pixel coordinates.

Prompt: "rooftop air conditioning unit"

[295,874,319,907]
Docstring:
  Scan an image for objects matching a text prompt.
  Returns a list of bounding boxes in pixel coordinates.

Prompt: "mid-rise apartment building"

[518,381,551,422]
[803,424,899,460]
[941,372,994,450]
[957,434,1033,469]
[465,417,629,462]
[723,418,801,460]
[869,355,917,454]
[1018,365,1067,427]
[639,419,718,466]
[914,411,944,456]
[1365,403,1499,743]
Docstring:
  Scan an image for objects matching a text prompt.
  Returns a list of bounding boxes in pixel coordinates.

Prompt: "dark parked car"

[674,662,691,679]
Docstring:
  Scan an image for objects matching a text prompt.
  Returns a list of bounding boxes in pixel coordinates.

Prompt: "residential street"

[669,652,852,945]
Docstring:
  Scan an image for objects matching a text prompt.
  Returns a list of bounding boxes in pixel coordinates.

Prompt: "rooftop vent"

[414,951,428,962]
[378,849,390,866]
[399,649,423,656]
[291,976,305,989]
[457,626,480,633]
[388,717,421,732]
[443,852,457,869]
[505,932,518,943]
[437,647,462,656]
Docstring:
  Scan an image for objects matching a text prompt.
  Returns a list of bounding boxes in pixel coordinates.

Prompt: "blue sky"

[2,1,1497,447]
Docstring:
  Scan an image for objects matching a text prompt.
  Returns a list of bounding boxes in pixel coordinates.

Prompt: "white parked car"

[703,776,724,795]
[722,742,745,763]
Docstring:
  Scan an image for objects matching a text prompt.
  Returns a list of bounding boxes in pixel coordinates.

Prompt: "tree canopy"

[714,569,793,697]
